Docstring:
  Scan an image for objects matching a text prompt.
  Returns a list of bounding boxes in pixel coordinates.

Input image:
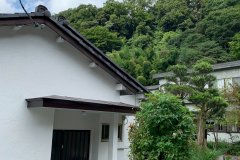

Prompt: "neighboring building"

[153,60,240,142]
[0,6,148,160]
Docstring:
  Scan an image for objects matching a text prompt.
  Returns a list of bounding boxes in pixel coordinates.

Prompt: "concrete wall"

[0,26,137,160]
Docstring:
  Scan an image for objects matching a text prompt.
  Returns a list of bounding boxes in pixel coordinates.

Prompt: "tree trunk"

[213,129,218,149]
[197,111,207,147]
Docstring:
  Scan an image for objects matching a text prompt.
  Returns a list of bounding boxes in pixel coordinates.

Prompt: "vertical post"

[108,113,118,160]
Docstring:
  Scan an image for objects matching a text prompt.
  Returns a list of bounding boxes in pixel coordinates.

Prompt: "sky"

[0,0,106,14]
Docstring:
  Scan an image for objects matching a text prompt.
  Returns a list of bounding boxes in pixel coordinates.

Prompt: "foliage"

[223,84,240,130]
[171,30,229,65]
[164,64,192,100]
[58,0,240,85]
[189,142,225,160]
[152,0,193,31]
[225,141,240,156]
[81,26,123,53]
[190,141,240,159]
[196,4,240,48]
[208,141,240,156]
[229,33,240,59]
[165,60,228,147]
[189,61,228,147]
[129,92,194,160]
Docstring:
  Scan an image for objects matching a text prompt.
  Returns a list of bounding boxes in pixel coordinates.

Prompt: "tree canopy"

[165,60,228,147]
[59,0,240,85]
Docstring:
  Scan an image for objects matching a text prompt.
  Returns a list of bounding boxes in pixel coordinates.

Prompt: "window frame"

[101,123,110,142]
[118,124,123,142]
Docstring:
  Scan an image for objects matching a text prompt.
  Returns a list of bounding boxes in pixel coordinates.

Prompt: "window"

[218,124,223,131]
[224,78,232,88]
[101,124,109,141]
[215,78,233,89]
[216,79,224,89]
[233,77,240,85]
[101,123,124,142]
[118,124,123,141]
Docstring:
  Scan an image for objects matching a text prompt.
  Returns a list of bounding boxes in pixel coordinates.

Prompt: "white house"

[0,5,148,160]
[152,60,240,143]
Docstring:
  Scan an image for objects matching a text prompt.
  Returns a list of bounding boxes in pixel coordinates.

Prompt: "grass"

[225,141,240,156]
[189,146,222,160]
[189,142,230,160]
[189,141,240,160]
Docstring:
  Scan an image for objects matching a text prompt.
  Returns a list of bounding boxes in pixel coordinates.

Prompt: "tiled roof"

[153,60,240,79]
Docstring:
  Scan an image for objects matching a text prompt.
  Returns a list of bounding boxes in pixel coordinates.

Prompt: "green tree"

[189,61,228,147]
[108,33,158,85]
[196,4,240,48]
[165,61,228,147]
[203,0,240,13]
[58,0,240,86]
[81,26,123,53]
[229,33,240,59]
[164,64,192,100]
[153,0,192,31]
[59,4,99,30]
[129,92,194,160]
[152,31,179,72]
[171,30,229,65]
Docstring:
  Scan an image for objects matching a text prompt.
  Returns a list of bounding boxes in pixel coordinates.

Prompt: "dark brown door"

[51,130,90,160]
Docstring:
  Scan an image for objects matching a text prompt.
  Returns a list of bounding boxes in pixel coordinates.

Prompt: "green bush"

[189,141,240,160]
[226,141,240,156]
[189,143,223,160]
[129,92,194,160]
[207,141,229,152]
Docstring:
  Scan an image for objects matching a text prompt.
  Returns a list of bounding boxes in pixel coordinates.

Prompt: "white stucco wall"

[212,68,240,79]
[208,132,240,143]
[0,26,137,160]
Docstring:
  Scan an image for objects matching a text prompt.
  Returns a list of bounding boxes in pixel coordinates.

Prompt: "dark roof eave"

[26,95,139,114]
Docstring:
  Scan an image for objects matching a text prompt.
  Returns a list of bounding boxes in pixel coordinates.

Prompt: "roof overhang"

[26,95,139,114]
[0,6,148,94]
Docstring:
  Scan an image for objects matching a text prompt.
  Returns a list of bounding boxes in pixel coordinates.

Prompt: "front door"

[51,130,90,160]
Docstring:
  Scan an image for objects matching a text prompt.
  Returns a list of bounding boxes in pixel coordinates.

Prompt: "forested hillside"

[59,0,240,85]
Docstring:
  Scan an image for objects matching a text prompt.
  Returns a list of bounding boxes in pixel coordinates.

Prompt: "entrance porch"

[26,95,137,160]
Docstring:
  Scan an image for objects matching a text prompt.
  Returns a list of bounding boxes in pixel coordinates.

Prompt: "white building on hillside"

[0,5,147,160]
[152,60,240,143]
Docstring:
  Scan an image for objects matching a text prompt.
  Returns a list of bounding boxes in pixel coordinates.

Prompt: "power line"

[18,0,38,27]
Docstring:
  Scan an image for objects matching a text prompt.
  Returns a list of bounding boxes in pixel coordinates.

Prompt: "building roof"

[212,60,240,70]
[145,85,159,91]
[0,5,148,94]
[26,95,139,114]
[153,60,240,79]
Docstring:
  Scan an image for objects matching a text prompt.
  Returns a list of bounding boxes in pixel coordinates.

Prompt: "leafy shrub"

[189,143,223,160]
[207,141,229,152]
[226,141,240,156]
[129,92,194,160]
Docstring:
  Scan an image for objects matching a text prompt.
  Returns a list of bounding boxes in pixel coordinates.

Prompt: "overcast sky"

[0,0,106,14]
